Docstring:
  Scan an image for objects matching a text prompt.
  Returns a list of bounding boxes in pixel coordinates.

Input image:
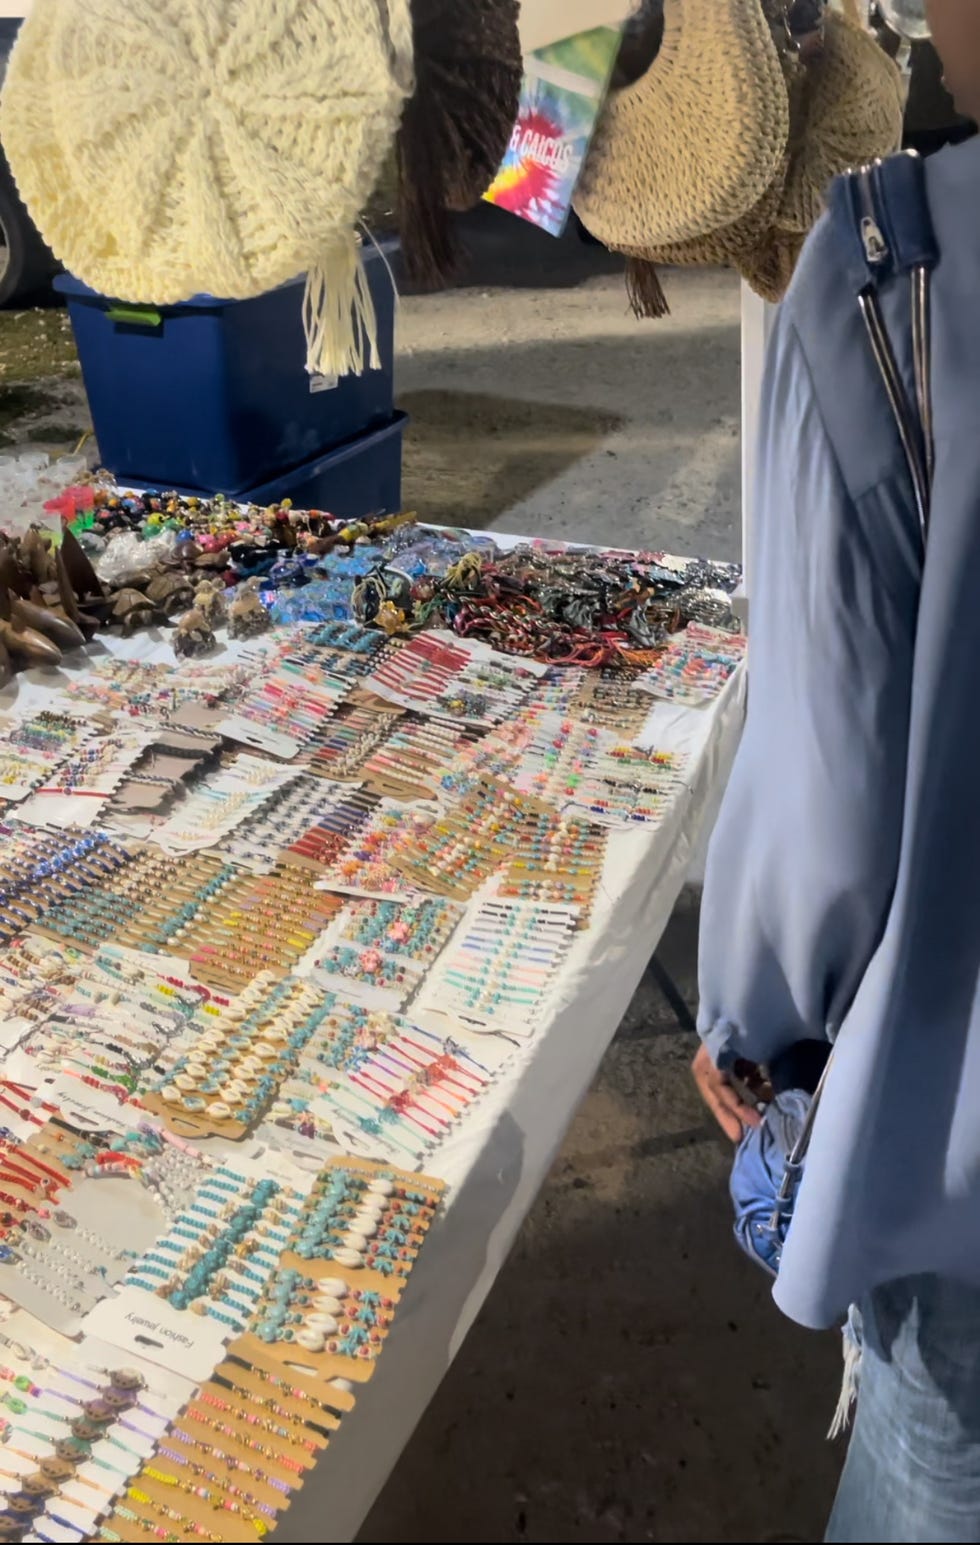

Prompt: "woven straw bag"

[774,9,904,241]
[579,2,903,312]
[573,0,791,253]
[684,9,903,303]
[0,0,415,376]
[733,9,903,302]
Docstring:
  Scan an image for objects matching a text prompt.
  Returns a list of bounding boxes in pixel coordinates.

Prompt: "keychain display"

[414,899,580,1038]
[304,701,404,784]
[0,494,744,1541]
[364,631,544,726]
[633,622,748,705]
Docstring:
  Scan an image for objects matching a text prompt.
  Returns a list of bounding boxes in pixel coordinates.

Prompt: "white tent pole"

[739,280,776,596]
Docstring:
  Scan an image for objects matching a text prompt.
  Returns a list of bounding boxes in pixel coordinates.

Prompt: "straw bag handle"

[768,151,938,1226]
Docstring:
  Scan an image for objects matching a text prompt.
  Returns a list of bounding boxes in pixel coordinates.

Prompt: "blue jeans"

[826,1275,980,1542]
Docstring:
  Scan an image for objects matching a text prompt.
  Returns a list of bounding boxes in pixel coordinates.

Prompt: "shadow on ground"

[395,205,625,295]
[361,893,843,1544]
[398,316,741,552]
[400,388,623,528]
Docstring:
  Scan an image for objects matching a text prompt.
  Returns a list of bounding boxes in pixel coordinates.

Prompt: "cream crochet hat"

[0,0,414,376]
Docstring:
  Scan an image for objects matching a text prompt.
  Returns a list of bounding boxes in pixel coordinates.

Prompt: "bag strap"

[827,149,939,548]
[769,152,939,1226]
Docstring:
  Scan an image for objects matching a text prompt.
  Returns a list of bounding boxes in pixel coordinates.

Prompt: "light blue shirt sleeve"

[697,306,921,1071]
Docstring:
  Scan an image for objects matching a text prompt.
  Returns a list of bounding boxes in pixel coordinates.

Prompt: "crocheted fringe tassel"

[625,256,670,319]
[303,239,380,379]
[827,1309,863,1439]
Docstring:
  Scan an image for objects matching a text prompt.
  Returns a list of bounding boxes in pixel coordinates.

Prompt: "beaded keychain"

[216,670,349,760]
[303,700,403,783]
[415,898,581,1038]
[632,620,747,705]
[145,976,348,1138]
[297,897,461,1008]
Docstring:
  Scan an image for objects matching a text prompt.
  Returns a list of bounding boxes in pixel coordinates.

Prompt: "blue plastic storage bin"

[162,413,407,521]
[55,245,397,495]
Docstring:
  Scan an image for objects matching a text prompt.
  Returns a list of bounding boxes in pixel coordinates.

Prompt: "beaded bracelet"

[142,1465,277,1524]
[169,1423,306,1476]
[185,1401,318,1453]
[114,1498,222,1542]
[155,1441,290,1496]
[12,1430,132,1472]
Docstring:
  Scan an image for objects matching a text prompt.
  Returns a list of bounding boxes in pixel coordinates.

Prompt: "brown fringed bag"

[397,0,522,287]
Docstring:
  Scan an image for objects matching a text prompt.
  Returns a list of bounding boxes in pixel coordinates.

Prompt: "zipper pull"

[858,166,889,268]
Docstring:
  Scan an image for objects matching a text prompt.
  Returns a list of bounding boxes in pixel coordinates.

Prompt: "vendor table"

[269,671,746,1542]
[0,543,744,1544]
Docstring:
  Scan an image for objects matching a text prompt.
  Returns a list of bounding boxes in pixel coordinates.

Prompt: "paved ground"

[0,208,844,1541]
[396,208,742,559]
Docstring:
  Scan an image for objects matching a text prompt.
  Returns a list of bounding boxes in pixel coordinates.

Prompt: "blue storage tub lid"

[54,240,400,310]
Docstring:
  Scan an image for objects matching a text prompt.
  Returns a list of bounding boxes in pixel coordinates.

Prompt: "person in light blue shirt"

[693,3,980,1539]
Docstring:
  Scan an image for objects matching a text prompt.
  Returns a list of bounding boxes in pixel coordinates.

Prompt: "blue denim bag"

[729,149,937,1276]
[730,1089,813,1276]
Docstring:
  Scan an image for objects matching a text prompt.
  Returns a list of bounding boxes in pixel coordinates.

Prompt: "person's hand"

[692,1044,763,1142]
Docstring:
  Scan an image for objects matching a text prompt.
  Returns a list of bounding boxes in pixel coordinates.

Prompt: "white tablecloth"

[0,621,745,1543]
